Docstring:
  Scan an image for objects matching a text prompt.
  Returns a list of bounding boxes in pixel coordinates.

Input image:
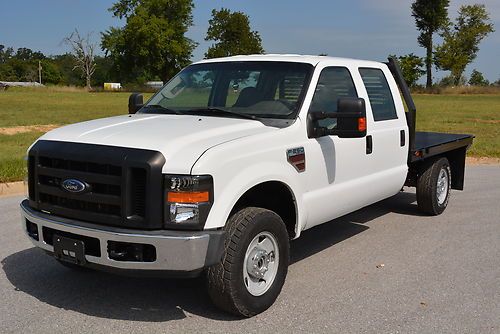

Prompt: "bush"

[469,69,489,86]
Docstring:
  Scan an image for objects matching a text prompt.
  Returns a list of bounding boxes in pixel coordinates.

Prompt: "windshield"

[141,61,313,119]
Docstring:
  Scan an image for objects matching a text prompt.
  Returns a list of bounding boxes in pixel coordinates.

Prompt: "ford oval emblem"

[61,179,87,193]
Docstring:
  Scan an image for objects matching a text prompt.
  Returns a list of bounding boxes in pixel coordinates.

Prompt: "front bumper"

[20,199,224,276]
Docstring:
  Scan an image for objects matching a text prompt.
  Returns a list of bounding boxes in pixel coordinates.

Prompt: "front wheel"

[416,157,451,215]
[207,207,290,317]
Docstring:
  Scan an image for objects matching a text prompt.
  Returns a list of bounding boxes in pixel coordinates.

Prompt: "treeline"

[0,45,113,87]
[0,0,264,90]
[1,0,497,90]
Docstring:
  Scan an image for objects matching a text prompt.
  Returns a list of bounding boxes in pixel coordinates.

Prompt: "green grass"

[414,94,500,158]
[0,132,44,183]
[0,88,140,127]
[0,89,498,182]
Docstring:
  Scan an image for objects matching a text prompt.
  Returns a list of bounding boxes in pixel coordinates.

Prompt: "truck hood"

[39,114,276,174]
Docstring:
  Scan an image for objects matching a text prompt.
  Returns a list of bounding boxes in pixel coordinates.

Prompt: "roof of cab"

[194,54,384,68]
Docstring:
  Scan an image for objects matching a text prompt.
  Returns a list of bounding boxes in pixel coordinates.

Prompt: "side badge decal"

[287,147,306,172]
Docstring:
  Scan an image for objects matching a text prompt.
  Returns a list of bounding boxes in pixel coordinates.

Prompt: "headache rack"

[385,57,473,164]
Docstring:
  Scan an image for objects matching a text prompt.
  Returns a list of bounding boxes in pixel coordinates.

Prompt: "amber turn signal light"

[167,191,210,203]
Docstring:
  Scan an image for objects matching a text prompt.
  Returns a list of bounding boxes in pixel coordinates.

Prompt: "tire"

[416,157,451,215]
[207,207,290,317]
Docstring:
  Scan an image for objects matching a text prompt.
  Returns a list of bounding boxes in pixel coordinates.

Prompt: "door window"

[359,68,397,121]
[309,67,358,129]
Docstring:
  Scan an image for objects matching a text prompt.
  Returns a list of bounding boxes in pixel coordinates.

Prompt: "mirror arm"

[309,111,363,121]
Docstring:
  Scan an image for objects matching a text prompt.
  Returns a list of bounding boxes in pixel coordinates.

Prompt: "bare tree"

[63,29,97,90]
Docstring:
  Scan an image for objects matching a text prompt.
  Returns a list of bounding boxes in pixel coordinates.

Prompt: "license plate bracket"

[53,235,86,265]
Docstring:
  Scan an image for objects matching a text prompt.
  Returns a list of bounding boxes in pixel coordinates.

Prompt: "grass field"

[0,88,499,182]
[415,94,500,158]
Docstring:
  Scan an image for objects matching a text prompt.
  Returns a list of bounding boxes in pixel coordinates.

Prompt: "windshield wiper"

[142,104,185,115]
[186,107,257,120]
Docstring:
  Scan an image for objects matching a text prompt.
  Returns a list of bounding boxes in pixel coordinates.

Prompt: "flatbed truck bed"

[412,131,474,162]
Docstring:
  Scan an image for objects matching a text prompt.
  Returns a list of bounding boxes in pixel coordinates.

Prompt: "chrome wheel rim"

[243,231,279,296]
[436,168,449,205]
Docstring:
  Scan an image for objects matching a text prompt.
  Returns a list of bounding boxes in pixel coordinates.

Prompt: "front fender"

[197,160,307,238]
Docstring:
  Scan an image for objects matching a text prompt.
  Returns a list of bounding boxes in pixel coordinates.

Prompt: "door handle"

[366,135,373,154]
[400,130,405,147]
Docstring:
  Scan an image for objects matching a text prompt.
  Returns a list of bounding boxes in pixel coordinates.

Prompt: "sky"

[1,0,499,82]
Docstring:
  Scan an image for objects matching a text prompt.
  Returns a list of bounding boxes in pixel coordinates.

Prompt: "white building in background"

[145,81,164,89]
[103,83,122,91]
[0,81,45,89]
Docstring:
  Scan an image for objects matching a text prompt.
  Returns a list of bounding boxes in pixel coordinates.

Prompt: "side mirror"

[307,97,367,138]
[128,93,143,114]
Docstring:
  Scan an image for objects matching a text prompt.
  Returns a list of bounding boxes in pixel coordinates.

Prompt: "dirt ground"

[470,119,500,124]
[466,156,500,165]
[0,125,59,135]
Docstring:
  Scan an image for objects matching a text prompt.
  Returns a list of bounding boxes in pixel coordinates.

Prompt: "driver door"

[303,66,375,228]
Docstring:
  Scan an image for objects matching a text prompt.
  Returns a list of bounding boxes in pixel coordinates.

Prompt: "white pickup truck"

[21,55,473,317]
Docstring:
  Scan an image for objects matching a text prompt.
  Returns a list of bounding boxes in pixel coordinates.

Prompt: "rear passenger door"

[357,67,408,199]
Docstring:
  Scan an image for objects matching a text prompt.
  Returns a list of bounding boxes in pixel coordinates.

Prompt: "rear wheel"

[416,157,451,215]
[207,207,290,317]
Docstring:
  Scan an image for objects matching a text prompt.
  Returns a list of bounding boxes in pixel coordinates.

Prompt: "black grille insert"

[39,193,121,216]
[39,156,122,176]
[128,167,147,218]
[27,141,166,229]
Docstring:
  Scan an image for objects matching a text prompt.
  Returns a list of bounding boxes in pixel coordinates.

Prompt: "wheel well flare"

[230,181,297,238]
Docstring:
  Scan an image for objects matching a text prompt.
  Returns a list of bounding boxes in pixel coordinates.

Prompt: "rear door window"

[359,68,397,121]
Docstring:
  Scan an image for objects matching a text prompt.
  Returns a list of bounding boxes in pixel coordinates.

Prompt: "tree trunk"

[426,34,433,89]
[86,75,92,91]
[452,70,462,86]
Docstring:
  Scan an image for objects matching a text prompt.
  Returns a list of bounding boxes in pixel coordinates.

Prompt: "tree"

[40,60,63,84]
[0,45,68,84]
[438,74,466,87]
[205,8,264,59]
[52,53,84,86]
[468,69,489,86]
[0,45,15,80]
[435,5,494,86]
[92,56,115,87]
[411,0,450,88]
[390,53,425,87]
[0,45,14,63]
[63,29,97,90]
[102,0,196,83]
[14,47,45,61]
[0,62,17,81]
[0,47,43,82]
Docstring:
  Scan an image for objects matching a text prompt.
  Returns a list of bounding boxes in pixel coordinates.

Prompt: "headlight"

[164,175,213,230]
